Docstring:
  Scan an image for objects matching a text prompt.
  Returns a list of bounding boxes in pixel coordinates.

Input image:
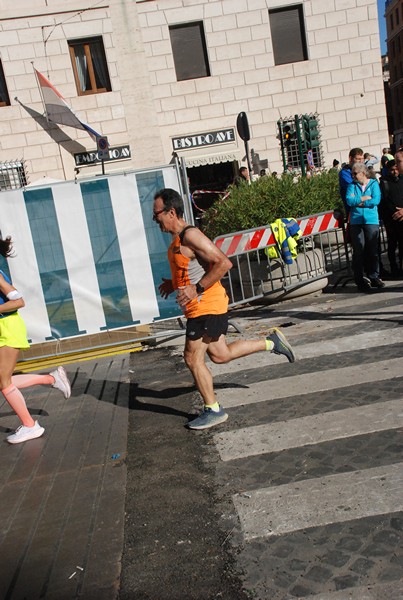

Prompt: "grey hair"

[351,162,370,177]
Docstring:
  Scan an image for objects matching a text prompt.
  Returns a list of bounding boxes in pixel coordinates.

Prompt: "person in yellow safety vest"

[265,218,302,264]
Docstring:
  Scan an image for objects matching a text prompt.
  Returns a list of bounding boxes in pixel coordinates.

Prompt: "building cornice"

[0,3,109,22]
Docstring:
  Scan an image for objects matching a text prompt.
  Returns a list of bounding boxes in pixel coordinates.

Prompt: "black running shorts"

[186,313,228,341]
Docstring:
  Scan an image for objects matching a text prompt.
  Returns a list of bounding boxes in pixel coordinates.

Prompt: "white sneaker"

[50,366,71,399]
[7,421,45,444]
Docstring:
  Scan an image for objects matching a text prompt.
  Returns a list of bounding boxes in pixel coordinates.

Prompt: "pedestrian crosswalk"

[209,282,403,599]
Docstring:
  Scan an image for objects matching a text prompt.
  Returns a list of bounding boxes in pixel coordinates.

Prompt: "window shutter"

[170,22,210,81]
[269,6,308,66]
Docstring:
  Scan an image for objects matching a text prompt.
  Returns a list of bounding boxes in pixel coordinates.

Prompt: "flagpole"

[32,61,49,123]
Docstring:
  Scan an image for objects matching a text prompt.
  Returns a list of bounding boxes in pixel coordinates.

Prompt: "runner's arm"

[0,274,25,312]
[176,228,232,305]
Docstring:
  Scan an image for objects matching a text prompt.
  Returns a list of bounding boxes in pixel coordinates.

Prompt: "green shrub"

[203,170,343,240]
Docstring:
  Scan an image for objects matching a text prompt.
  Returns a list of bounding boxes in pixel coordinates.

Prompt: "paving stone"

[390,517,403,531]
[364,543,391,557]
[373,530,401,546]
[333,573,360,590]
[323,551,351,568]
[289,559,308,572]
[336,537,363,552]
[289,583,315,597]
[305,565,333,583]
[350,557,376,575]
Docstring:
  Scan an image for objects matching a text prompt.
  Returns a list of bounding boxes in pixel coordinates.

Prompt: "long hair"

[0,236,14,258]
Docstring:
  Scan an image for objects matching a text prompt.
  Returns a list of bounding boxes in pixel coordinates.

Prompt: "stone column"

[108,0,164,167]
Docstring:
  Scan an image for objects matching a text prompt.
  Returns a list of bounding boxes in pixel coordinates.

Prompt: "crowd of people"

[338,146,403,292]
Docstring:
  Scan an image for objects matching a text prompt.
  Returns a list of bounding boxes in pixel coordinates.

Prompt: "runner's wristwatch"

[195,281,205,294]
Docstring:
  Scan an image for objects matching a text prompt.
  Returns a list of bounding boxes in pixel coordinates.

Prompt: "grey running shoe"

[266,328,295,363]
[186,405,228,430]
[50,366,71,399]
[7,421,45,444]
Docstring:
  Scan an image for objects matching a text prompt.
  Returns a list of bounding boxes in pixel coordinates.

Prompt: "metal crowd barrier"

[214,211,350,307]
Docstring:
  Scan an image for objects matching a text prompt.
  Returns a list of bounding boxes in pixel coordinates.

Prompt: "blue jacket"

[345,178,381,225]
[339,165,353,213]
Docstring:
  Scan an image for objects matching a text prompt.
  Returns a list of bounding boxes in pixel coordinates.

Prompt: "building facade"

[385,0,403,146]
[0,0,389,191]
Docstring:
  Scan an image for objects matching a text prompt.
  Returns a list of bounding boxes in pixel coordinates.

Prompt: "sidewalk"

[0,355,131,600]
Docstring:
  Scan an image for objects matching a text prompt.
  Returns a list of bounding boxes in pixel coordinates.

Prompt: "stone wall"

[0,0,389,181]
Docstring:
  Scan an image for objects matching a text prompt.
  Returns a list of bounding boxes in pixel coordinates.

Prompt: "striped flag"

[35,69,101,141]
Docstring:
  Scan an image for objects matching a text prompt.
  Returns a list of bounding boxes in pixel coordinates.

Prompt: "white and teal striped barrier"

[0,167,183,345]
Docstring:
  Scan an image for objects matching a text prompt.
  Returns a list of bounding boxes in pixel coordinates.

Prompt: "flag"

[35,69,102,142]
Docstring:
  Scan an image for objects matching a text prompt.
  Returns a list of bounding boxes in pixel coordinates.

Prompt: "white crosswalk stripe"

[233,463,403,540]
[214,398,403,461]
[217,356,403,408]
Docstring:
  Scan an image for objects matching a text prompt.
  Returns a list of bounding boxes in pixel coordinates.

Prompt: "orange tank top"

[168,231,228,318]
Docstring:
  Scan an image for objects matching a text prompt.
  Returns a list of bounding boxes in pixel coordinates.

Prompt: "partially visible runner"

[0,236,71,444]
[153,188,295,430]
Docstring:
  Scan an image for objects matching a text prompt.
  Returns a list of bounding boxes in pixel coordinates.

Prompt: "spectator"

[381,147,394,177]
[345,162,383,292]
[379,155,403,276]
[364,152,380,170]
[233,166,250,186]
[339,147,364,215]
[330,159,340,171]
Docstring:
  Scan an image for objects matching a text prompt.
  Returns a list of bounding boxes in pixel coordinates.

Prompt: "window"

[169,22,210,81]
[0,161,28,190]
[68,37,111,95]
[0,61,10,107]
[390,13,394,30]
[396,7,400,25]
[269,5,308,66]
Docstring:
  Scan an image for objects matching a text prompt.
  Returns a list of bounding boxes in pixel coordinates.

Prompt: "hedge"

[202,170,342,240]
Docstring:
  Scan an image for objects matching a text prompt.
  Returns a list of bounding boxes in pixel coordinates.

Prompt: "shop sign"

[186,152,239,167]
[74,145,131,166]
[172,129,235,151]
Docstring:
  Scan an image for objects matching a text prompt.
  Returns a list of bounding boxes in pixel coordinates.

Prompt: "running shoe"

[266,328,295,363]
[50,366,71,399]
[7,421,45,444]
[186,405,228,430]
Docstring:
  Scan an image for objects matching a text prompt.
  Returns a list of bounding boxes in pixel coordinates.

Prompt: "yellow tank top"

[168,232,228,318]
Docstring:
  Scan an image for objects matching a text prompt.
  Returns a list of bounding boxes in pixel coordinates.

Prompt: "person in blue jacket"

[339,147,364,215]
[345,162,384,292]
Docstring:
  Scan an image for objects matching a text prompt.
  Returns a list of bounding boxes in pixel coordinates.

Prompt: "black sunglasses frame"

[152,208,167,221]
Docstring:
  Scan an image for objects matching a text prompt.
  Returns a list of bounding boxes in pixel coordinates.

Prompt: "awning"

[184,151,240,168]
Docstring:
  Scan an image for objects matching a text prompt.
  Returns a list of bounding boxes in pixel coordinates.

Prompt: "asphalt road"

[119,280,403,600]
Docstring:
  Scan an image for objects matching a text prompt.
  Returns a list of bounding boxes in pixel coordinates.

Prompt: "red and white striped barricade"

[214,211,342,257]
[214,211,346,306]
